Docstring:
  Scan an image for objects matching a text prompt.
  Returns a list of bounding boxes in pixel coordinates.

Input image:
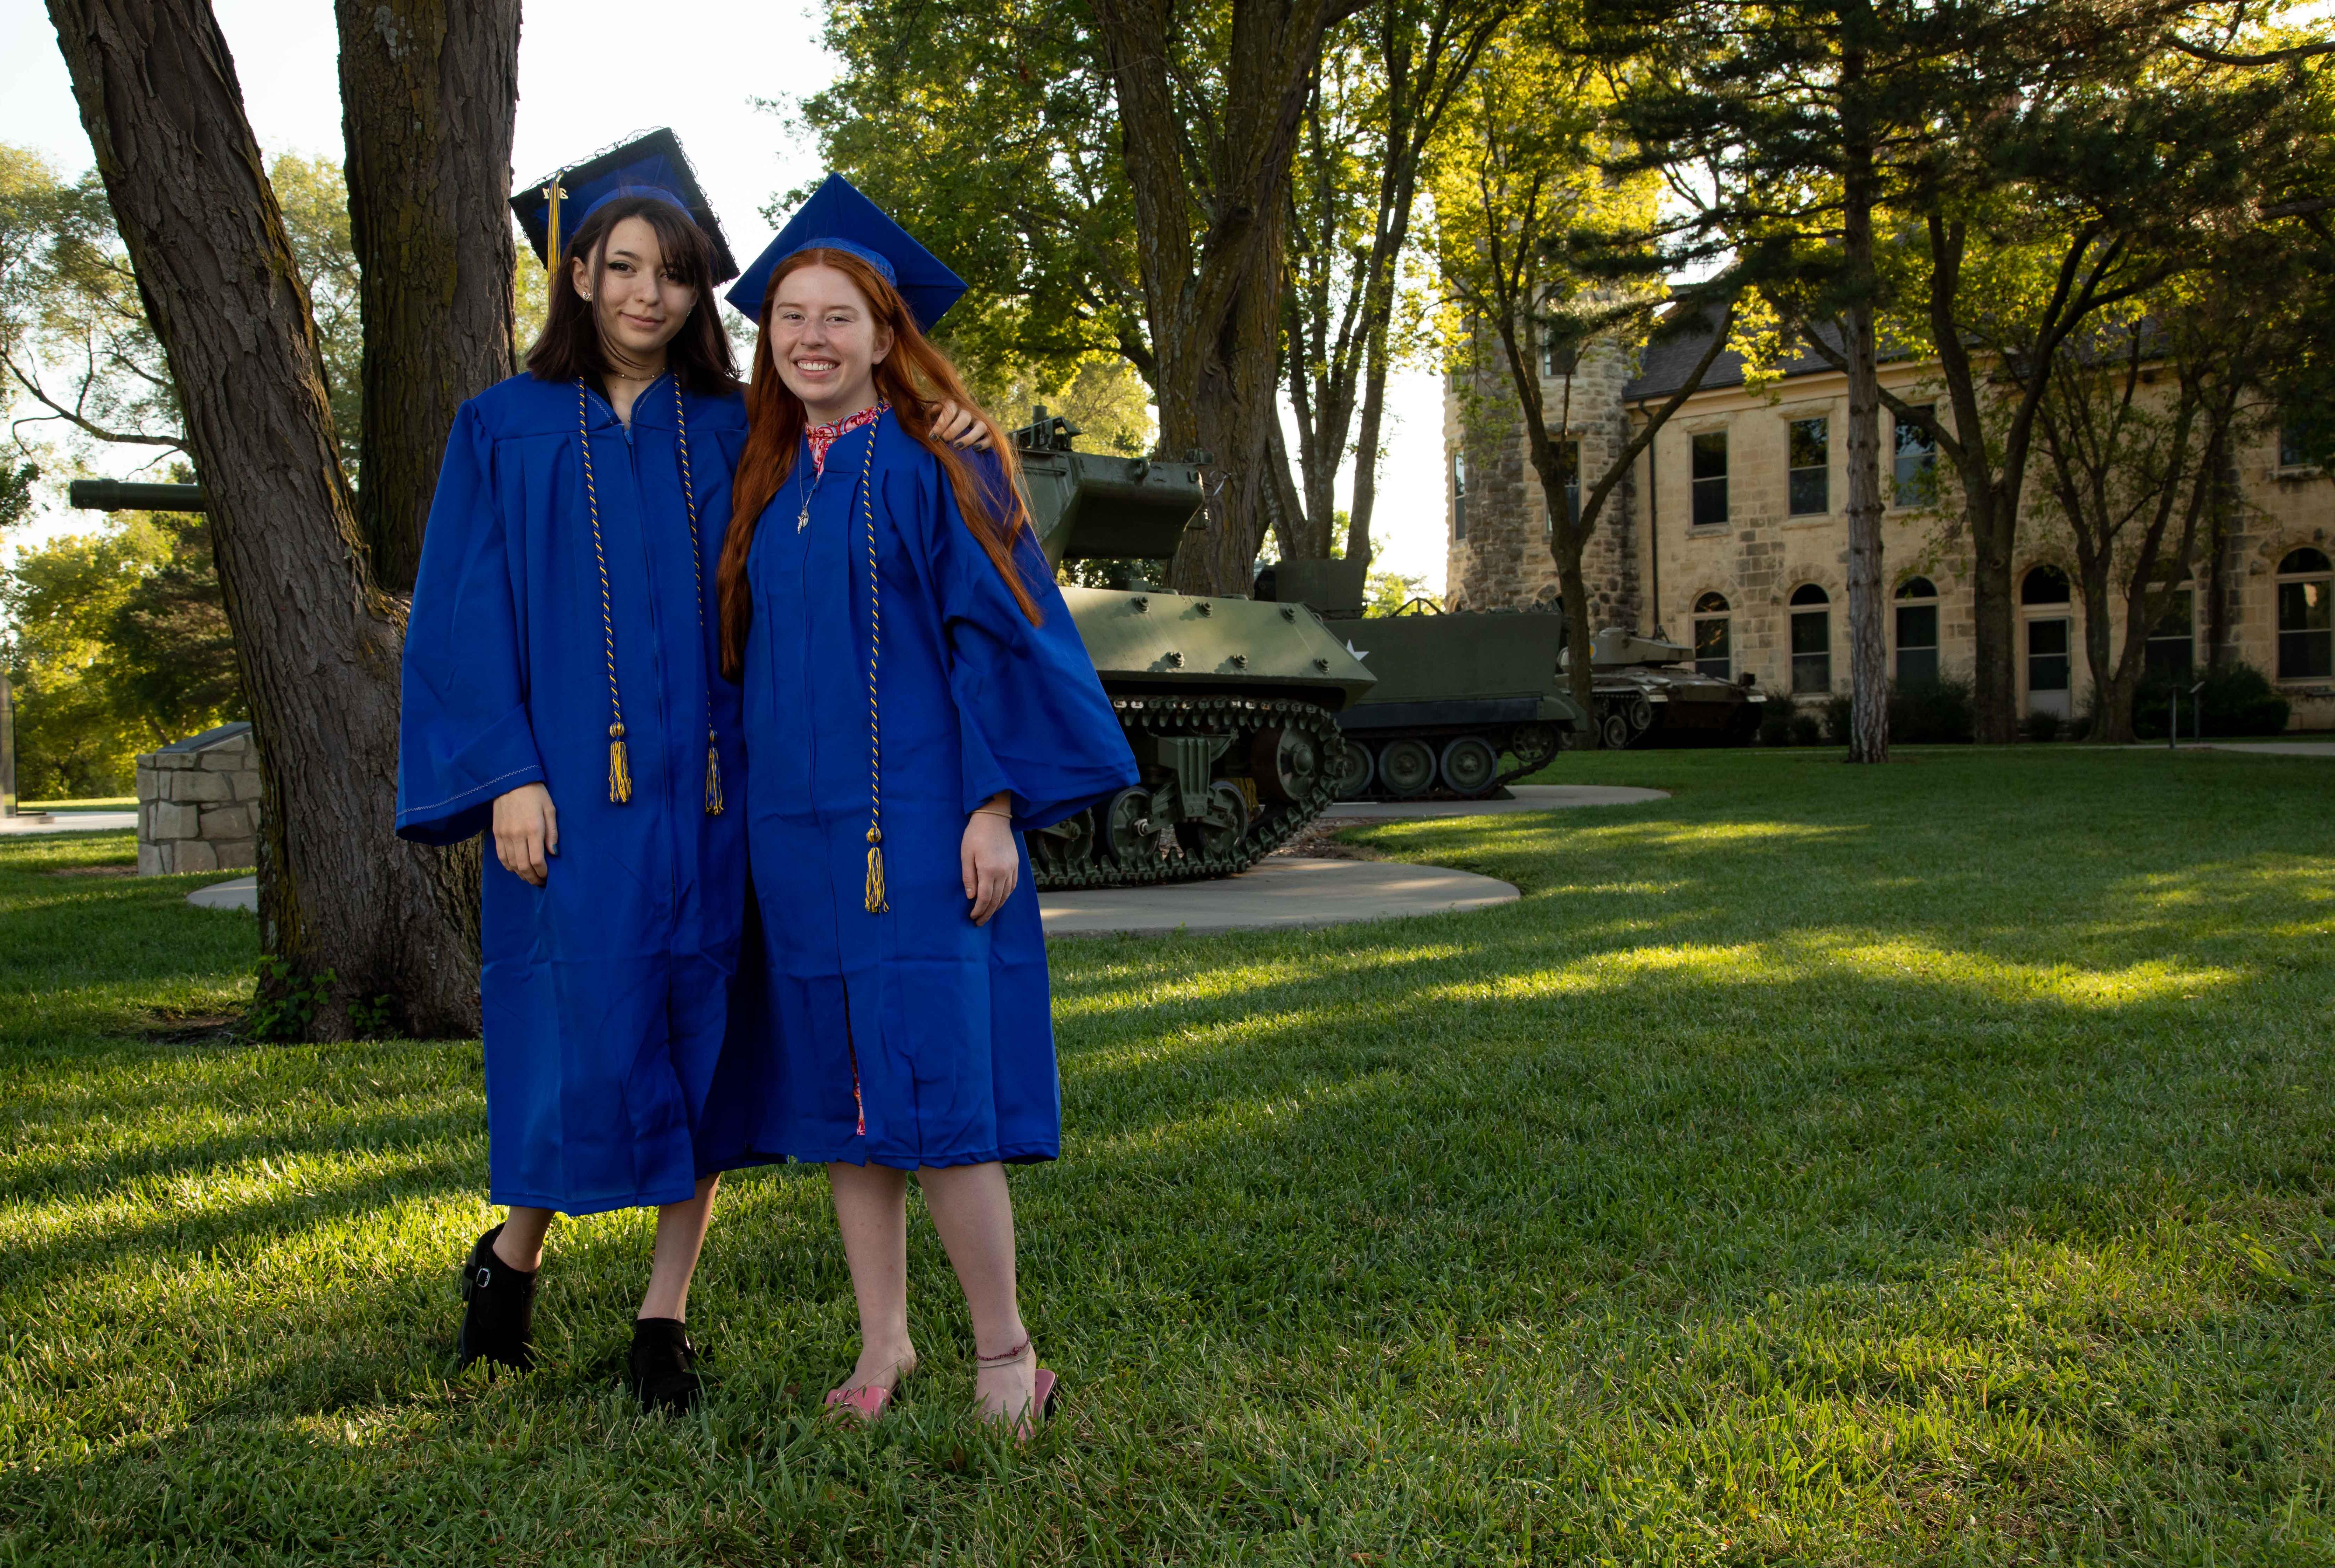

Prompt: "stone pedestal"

[136,722,262,874]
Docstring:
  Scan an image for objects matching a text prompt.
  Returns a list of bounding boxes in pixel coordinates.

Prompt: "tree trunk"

[48,0,481,1038]
[1839,73,1888,765]
[1092,0,1363,594]
[335,0,521,596]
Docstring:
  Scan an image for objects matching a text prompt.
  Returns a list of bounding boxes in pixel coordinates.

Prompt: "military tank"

[1256,558,1586,799]
[1015,415,1376,888]
[1562,627,1766,749]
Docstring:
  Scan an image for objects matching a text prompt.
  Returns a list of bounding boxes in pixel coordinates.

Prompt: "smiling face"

[767,261,893,424]
[572,214,698,373]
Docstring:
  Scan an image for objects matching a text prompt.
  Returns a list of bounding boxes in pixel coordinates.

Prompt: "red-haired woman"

[716,178,1135,1435]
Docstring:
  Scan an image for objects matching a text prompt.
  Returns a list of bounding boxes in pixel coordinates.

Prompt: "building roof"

[1623,315,1845,402]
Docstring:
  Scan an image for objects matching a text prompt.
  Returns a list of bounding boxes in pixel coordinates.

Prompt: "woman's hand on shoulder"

[932,401,992,452]
[961,794,1018,924]
[492,783,558,887]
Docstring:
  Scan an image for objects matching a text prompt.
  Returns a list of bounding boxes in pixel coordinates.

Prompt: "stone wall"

[136,721,262,874]
[1444,336,1641,630]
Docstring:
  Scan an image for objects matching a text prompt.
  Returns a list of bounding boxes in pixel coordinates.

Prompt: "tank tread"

[1031,694,1348,890]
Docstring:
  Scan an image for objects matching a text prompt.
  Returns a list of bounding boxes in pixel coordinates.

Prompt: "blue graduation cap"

[511,128,737,284]
[727,173,966,331]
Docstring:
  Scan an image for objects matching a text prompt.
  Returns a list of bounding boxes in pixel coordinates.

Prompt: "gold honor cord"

[857,424,888,914]
[576,380,630,802]
[670,378,723,814]
[572,377,725,813]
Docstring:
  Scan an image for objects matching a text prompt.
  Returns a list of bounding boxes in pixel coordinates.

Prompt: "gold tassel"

[705,737,724,816]
[865,830,888,914]
[608,724,633,804]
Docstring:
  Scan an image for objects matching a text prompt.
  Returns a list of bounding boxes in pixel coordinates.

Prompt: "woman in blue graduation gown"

[714,178,1136,1434]
[396,138,768,1411]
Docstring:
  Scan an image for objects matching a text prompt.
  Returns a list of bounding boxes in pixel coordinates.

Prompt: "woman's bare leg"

[492,1205,554,1270]
[638,1174,720,1321]
[915,1161,1036,1424]
[828,1161,918,1392]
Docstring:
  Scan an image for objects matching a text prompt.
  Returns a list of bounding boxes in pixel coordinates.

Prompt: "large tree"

[335,0,521,595]
[44,0,518,1036]
[1277,0,1510,571]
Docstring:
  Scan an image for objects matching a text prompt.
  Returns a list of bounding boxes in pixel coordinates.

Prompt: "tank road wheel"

[1249,725,1321,803]
[1175,780,1251,859]
[1599,708,1632,750]
[1030,807,1097,875]
[1327,737,1374,800]
[1377,737,1436,798]
[1438,735,1500,797]
[1628,696,1655,732]
[1099,786,1165,866]
[1507,722,1560,775]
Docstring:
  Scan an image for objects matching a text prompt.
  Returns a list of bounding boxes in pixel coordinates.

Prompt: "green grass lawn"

[1,747,2330,1565]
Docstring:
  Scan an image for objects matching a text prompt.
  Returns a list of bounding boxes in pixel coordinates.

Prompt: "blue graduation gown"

[739,412,1135,1169]
[396,371,770,1215]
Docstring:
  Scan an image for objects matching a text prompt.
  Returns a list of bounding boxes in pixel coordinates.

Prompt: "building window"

[1691,431,1728,527]
[1543,336,1580,377]
[1451,449,1467,543]
[1692,591,1732,679]
[2278,546,2333,678]
[1788,417,1829,516]
[1547,439,1580,535]
[2280,420,2314,470]
[1789,583,1832,693]
[1893,409,1937,506]
[1894,575,1940,686]
[2022,565,2073,714]
[2144,584,2195,683]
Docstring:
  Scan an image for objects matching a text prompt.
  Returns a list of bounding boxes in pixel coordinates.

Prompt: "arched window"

[2279,547,2333,678]
[1894,576,1940,686]
[1789,583,1832,694]
[1451,449,1469,542]
[2021,564,2072,604]
[1692,591,1732,679]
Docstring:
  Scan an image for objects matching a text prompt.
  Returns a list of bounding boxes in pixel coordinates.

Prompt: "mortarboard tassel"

[608,723,633,804]
[705,734,724,816]
[865,828,887,915]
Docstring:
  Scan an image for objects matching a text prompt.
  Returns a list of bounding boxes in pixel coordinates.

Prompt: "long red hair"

[717,248,1037,680]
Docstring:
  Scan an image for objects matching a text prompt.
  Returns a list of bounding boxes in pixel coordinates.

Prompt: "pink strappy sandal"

[976,1337,1058,1442]
[823,1351,917,1423]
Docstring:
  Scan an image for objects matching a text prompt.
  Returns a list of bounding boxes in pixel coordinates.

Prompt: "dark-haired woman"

[399,183,765,1411]
[716,185,1136,1436]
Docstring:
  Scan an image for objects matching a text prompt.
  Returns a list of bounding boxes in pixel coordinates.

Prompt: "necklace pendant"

[797,505,811,532]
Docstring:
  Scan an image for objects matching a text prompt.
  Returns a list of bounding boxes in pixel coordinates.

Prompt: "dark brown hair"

[716,247,1036,680]
[524,194,739,396]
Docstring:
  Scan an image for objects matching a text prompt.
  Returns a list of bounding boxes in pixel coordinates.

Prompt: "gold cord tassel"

[608,724,633,804]
[865,830,888,914]
[705,735,724,816]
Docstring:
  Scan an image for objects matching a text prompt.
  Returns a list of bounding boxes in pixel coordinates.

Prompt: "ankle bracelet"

[975,1336,1031,1367]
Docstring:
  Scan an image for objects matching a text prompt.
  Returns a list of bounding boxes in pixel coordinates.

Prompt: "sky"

[0,0,1451,589]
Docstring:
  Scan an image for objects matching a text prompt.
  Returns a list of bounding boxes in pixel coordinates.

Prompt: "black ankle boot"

[629,1317,702,1414]
[455,1224,537,1373]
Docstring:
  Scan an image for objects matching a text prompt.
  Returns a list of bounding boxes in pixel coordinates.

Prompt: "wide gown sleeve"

[901,449,1137,831]
[395,402,545,845]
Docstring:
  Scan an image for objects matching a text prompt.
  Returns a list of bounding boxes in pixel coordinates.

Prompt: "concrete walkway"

[2187,741,2335,757]
[188,875,257,911]
[0,810,137,834]
[1331,783,1669,819]
[1040,857,1517,937]
[186,862,1521,936]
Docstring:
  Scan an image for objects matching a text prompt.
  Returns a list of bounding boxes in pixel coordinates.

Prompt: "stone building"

[1443,322,2335,730]
[136,721,262,874]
